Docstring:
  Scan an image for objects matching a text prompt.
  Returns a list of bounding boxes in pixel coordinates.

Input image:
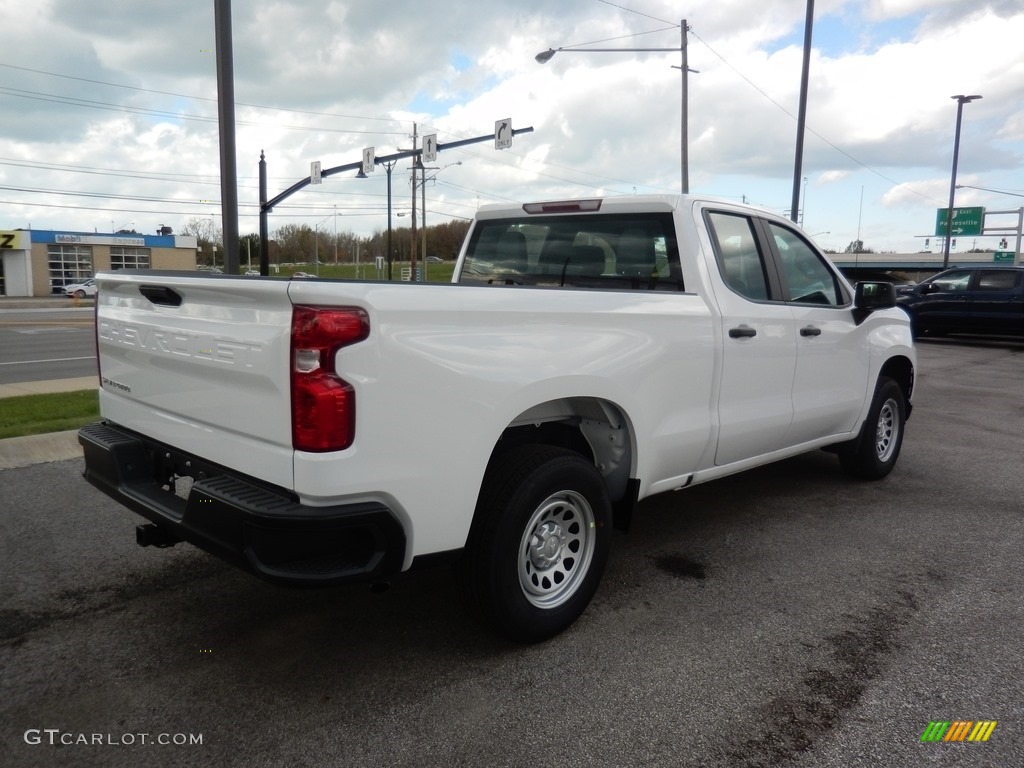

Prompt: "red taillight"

[290,306,369,452]
[522,199,602,214]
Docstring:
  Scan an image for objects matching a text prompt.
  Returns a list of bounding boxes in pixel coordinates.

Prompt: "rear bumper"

[78,421,406,586]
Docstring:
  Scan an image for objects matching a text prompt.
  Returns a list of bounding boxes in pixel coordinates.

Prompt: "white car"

[64,279,97,298]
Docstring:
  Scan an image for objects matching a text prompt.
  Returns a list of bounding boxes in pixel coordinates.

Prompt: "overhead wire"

[592,1,946,204]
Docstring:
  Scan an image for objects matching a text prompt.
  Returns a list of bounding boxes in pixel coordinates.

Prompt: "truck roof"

[473,193,777,220]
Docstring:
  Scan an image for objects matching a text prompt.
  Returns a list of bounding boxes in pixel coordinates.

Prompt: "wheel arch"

[488,396,637,507]
[879,354,915,417]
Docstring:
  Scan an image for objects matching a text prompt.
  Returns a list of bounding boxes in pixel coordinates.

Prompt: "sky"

[1,0,1022,255]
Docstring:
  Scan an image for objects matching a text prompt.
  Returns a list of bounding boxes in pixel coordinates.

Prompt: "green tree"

[427,220,472,259]
[238,233,261,269]
[181,217,222,266]
[273,224,316,263]
[844,240,875,254]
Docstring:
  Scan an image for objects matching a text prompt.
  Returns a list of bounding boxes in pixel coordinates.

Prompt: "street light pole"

[314,214,331,277]
[536,19,695,193]
[942,94,982,270]
[417,161,462,281]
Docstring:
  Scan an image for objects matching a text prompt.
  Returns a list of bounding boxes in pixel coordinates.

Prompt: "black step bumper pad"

[78,422,406,586]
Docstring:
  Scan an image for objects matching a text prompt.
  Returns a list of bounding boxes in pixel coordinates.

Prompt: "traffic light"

[951,238,957,249]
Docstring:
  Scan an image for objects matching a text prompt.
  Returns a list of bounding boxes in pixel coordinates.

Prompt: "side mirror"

[921,283,940,294]
[852,281,896,325]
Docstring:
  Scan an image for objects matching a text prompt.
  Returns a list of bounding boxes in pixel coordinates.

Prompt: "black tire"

[74,289,86,299]
[907,311,935,339]
[459,446,611,643]
[838,377,906,480]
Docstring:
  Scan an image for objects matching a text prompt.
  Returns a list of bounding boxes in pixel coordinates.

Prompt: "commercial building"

[0,229,198,297]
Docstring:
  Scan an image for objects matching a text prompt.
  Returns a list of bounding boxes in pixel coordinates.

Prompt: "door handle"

[140,285,182,307]
[800,326,822,337]
[729,326,757,339]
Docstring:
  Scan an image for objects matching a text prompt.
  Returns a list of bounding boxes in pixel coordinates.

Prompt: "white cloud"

[0,0,1020,253]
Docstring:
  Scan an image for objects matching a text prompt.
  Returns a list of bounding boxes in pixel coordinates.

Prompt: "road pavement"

[0,302,96,385]
[0,299,98,469]
[1,338,1022,768]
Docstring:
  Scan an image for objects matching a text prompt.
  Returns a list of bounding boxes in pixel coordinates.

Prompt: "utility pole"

[213,0,239,273]
[410,123,419,281]
[680,19,689,194]
[421,161,428,280]
[790,0,814,224]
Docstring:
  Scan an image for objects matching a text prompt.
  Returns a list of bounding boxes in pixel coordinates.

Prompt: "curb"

[0,430,83,471]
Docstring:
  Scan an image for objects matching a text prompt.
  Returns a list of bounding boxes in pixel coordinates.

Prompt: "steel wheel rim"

[875,397,899,462]
[518,490,595,609]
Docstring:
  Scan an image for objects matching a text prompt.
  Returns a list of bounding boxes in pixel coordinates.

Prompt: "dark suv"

[897,265,1024,337]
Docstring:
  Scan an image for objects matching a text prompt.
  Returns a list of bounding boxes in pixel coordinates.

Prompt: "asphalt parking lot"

[1,337,1022,768]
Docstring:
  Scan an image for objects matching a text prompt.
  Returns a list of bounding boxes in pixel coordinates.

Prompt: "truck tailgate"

[93,272,296,490]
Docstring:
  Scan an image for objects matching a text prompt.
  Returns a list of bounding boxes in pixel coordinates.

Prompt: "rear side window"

[975,270,1022,291]
[706,212,770,301]
[458,213,683,291]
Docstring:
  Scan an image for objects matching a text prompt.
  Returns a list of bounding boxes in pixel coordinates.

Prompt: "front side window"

[930,270,972,292]
[768,223,845,306]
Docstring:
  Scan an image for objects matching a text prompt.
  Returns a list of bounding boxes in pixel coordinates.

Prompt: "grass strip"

[0,390,99,439]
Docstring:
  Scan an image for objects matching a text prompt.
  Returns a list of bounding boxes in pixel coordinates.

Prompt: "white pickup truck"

[79,194,915,642]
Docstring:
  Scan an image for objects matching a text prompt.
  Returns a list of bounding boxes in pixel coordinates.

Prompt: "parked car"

[840,270,915,288]
[64,278,97,298]
[426,256,444,264]
[897,265,1024,337]
[291,271,315,278]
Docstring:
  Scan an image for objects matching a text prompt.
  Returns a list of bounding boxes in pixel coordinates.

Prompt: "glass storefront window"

[110,246,151,270]
[47,245,93,294]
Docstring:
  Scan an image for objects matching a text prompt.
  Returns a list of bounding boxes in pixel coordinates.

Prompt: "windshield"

[458,212,683,291]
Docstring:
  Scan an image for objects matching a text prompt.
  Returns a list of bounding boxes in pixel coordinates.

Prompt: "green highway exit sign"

[935,207,985,237]
[994,251,1015,263]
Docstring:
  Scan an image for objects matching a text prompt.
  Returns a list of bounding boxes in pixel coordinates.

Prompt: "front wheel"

[74,289,86,298]
[459,446,611,643]
[838,377,906,480]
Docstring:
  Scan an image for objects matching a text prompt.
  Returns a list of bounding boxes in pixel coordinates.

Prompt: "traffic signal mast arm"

[258,126,534,275]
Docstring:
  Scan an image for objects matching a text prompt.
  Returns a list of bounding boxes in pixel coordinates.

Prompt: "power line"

[0,86,405,136]
[0,61,406,127]
[686,27,944,204]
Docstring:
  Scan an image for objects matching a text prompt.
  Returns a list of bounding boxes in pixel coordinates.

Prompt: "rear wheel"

[459,446,611,643]
[839,377,906,480]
